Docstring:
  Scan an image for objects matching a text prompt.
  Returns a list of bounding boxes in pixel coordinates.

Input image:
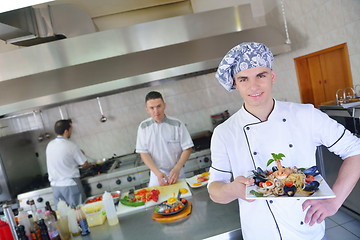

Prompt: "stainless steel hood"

[0,4,291,117]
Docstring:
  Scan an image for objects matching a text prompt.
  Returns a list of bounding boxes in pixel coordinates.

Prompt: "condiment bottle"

[45,201,57,221]
[16,208,31,239]
[38,219,51,240]
[67,207,80,237]
[28,214,41,240]
[44,211,61,240]
[28,200,38,222]
[15,225,28,240]
[102,191,119,226]
[76,206,90,236]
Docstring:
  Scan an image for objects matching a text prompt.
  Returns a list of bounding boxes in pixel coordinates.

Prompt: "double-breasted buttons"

[253,152,257,155]
[282,118,287,122]
[246,126,250,130]
[289,144,293,148]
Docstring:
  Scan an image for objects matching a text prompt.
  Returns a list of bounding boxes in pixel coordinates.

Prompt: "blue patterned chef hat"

[215,42,274,91]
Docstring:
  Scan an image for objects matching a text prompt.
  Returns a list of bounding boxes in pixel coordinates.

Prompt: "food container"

[84,190,121,205]
[81,202,106,227]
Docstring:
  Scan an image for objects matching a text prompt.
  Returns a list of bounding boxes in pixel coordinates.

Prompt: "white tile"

[325,225,360,240]
[342,220,360,238]
[329,210,356,225]
[325,218,339,229]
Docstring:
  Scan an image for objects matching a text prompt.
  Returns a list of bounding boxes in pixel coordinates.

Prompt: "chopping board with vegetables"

[117,179,192,217]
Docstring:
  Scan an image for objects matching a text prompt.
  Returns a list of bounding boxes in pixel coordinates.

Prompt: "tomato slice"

[285,181,294,187]
[305,175,315,183]
[265,181,273,186]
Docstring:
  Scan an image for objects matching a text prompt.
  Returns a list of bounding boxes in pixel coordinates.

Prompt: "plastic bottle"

[28,200,38,222]
[44,211,61,240]
[102,191,119,226]
[75,206,90,236]
[35,209,45,222]
[56,200,70,240]
[45,201,57,221]
[67,207,80,237]
[38,219,51,240]
[15,225,28,240]
[28,214,41,240]
[17,208,31,239]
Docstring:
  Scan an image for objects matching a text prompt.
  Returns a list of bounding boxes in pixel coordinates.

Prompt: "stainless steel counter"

[72,187,242,240]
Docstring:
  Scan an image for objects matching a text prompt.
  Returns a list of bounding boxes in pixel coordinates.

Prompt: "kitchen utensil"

[96,97,107,122]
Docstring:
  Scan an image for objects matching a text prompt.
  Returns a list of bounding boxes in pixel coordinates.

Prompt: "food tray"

[84,190,120,205]
[82,202,106,227]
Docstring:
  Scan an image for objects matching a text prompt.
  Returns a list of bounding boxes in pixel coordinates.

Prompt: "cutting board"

[145,179,192,208]
[117,179,192,217]
[152,201,192,222]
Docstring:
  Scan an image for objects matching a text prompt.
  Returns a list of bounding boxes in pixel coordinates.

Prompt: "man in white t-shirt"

[46,119,89,206]
[136,91,194,187]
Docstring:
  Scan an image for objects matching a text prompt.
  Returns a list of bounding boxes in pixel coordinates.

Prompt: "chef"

[136,91,194,186]
[46,119,89,206]
[207,42,360,240]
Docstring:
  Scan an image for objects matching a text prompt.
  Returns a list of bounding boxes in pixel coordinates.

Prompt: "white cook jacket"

[208,100,360,240]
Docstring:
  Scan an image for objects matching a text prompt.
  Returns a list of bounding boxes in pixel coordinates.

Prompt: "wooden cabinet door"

[307,55,325,107]
[295,43,353,107]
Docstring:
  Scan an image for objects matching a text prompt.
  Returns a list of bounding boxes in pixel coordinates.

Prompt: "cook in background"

[136,91,194,187]
[207,42,360,240]
[46,119,89,206]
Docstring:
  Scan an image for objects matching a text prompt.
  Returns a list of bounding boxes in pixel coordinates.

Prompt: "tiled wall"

[0,0,359,174]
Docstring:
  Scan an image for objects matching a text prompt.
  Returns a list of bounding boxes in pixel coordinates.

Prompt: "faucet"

[336,88,345,105]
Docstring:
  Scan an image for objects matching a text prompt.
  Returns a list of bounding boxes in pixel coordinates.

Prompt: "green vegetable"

[120,196,145,207]
[267,153,286,166]
[250,190,264,197]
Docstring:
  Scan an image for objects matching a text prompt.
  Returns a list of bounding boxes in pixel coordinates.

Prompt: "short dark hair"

[54,119,72,135]
[145,91,163,103]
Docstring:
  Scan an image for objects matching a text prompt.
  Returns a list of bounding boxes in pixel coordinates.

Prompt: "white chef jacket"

[136,116,194,184]
[46,137,87,186]
[208,100,360,240]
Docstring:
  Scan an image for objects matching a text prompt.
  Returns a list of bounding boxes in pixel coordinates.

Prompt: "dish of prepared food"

[153,196,188,216]
[246,153,335,200]
[186,172,210,188]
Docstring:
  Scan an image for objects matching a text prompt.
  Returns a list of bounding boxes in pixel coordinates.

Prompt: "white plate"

[246,175,336,200]
[186,173,209,188]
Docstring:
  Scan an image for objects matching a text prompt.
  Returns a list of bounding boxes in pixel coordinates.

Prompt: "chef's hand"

[168,166,181,185]
[302,198,340,226]
[157,172,169,186]
[233,176,255,202]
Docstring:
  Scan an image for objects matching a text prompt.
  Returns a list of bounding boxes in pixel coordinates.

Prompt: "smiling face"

[233,66,276,118]
[146,98,166,123]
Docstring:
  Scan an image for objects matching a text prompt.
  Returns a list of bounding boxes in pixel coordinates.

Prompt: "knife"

[128,189,135,200]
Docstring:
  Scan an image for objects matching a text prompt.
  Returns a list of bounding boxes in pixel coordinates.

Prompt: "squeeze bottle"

[102,191,119,226]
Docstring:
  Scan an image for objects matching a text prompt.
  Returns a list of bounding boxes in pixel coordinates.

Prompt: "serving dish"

[186,172,209,188]
[246,175,335,200]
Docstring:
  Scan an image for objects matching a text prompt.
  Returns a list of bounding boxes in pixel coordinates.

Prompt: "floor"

[325,207,360,240]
